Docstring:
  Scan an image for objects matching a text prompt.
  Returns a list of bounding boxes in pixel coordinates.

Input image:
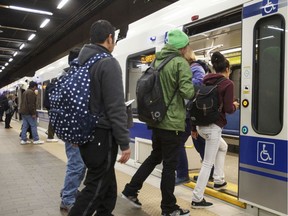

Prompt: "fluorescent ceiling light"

[8,58,13,62]
[20,43,25,50]
[28,33,36,41]
[57,0,69,9]
[40,19,50,28]
[5,63,9,66]
[2,66,5,69]
[9,5,53,15]
[221,48,242,54]
[13,52,18,57]
[0,70,2,73]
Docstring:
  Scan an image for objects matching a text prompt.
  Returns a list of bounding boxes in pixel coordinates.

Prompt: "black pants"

[68,128,118,216]
[5,112,13,128]
[123,128,182,214]
[47,121,55,139]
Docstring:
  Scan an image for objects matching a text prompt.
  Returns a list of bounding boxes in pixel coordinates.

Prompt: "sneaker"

[46,138,58,142]
[121,192,142,208]
[191,198,213,209]
[175,176,190,186]
[162,208,190,216]
[60,202,73,212]
[214,181,227,191]
[20,140,31,145]
[193,175,214,182]
[33,140,44,145]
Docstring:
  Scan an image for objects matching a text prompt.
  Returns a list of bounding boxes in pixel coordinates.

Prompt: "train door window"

[42,80,50,110]
[252,15,285,135]
[126,48,155,117]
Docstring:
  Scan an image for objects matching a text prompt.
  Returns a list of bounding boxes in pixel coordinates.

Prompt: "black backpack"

[187,77,225,126]
[136,54,177,125]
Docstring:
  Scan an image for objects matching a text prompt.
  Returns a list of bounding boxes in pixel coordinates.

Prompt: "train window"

[252,15,285,135]
[42,80,50,110]
[126,48,156,117]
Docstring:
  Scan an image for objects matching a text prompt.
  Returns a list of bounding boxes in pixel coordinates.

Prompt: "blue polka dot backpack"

[49,53,111,145]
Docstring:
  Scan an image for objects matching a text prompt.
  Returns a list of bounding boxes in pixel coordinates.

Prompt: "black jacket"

[78,44,129,151]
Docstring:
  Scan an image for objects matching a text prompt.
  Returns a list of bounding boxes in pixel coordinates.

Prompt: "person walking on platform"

[68,20,131,216]
[191,52,239,208]
[122,29,194,216]
[58,48,86,212]
[176,46,214,185]
[19,81,44,145]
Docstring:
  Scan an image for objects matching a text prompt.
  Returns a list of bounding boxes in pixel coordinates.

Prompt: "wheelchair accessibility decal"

[257,141,275,165]
[262,0,278,15]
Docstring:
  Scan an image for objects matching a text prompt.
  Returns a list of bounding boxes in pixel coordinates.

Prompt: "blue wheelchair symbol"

[257,141,275,165]
[262,0,278,15]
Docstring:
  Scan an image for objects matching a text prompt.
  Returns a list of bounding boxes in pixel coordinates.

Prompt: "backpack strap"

[154,53,178,71]
[154,53,180,110]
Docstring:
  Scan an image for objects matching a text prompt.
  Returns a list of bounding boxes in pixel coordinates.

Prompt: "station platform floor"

[0,119,253,216]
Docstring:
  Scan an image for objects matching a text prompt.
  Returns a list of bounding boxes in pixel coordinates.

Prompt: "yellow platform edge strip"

[186,175,246,209]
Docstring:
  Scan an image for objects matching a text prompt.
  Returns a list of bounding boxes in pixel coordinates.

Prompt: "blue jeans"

[61,143,86,206]
[20,115,39,141]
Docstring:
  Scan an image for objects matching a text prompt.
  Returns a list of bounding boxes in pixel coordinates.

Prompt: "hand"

[32,114,37,119]
[233,101,240,109]
[117,148,131,164]
[191,131,198,139]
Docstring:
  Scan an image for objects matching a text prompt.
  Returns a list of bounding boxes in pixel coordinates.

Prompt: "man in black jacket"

[68,20,131,216]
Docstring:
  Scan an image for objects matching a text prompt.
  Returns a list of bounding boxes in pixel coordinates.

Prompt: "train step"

[184,173,246,209]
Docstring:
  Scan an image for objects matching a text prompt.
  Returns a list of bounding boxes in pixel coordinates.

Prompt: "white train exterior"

[1,0,287,215]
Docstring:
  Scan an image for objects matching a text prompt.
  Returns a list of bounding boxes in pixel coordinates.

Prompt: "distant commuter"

[0,93,8,122]
[191,51,239,208]
[4,94,16,129]
[59,48,86,213]
[68,20,131,216]
[19,81,44,145]
[122,29,194,216]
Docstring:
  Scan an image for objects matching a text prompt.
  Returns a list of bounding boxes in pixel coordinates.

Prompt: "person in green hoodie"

[122,29,194,216]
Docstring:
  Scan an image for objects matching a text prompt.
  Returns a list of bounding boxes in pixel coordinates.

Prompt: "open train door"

[239,0,287,215]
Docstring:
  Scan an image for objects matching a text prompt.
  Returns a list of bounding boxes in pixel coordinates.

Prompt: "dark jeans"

[123,128,182,214]
[68,128,118,216]
[5,112,13,128]
[176,119,191,178]
[177,118,214,179]
[47,121,55,139]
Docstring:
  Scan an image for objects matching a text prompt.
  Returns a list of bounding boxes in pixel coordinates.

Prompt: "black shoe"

[214,181,227,191]
[175,176,190,186]
[121,191,142,208]
[191,198,213,209]
[193,175,214,182]
[162,208,190,216]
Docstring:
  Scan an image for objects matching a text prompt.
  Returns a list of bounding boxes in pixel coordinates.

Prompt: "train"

[1,0,287,215]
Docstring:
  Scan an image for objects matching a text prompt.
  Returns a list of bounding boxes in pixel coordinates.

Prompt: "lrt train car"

[2,0,287,215]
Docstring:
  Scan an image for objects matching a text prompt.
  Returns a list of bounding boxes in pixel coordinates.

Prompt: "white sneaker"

[46,138,58,142]
[33,140,44,145]
[20,140,31,145]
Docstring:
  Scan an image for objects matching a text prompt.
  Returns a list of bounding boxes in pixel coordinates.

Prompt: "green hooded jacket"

[150,44,194,131]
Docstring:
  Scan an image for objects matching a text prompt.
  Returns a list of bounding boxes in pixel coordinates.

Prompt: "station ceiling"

[0,0,177,88]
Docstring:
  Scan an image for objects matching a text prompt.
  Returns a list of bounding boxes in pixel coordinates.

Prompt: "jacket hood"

[155,44,181,60]
[78,44,111,65]
[203,73,226,85]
